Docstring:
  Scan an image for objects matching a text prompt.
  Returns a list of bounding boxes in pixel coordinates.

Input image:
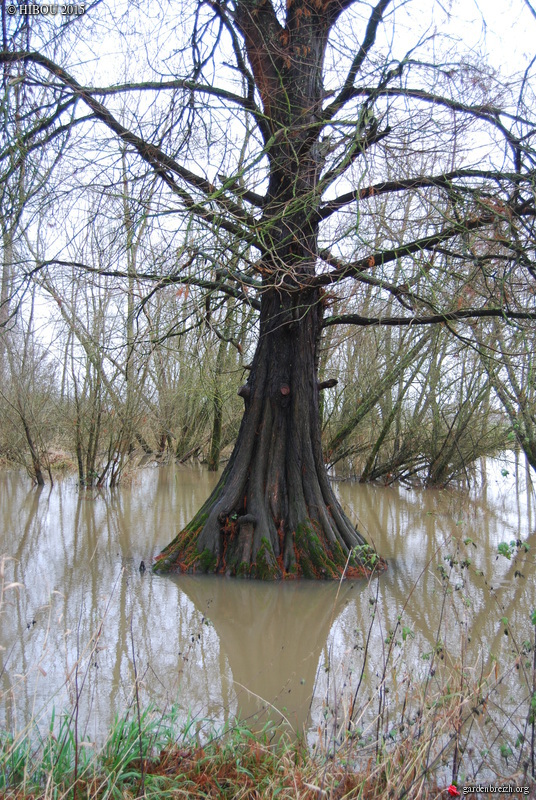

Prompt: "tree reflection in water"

[0,458,534,752]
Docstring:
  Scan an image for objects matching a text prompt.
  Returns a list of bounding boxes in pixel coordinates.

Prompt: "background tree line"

[0,245,523,489]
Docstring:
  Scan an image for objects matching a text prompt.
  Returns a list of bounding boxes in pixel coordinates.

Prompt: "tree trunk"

[154,0,388,579]
[207,390,224,472]
[21,416,45,487]
[0,223,13,375]
[154,288,383,578]
[207,308,232,471]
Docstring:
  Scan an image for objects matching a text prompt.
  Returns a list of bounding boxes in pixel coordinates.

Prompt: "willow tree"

[1,0,535,577]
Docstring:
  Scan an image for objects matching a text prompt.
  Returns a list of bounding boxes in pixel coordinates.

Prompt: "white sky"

[50,0,535,88]
[369,0,535,81]
[454,0,535,69]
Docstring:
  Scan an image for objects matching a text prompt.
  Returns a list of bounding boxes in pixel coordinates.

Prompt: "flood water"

[1,457,535,763]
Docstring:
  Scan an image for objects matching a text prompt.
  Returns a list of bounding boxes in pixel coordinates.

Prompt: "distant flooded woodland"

[1,457,534,760]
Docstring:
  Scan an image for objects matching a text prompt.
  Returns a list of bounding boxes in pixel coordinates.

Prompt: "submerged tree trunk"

[155,287,382,578]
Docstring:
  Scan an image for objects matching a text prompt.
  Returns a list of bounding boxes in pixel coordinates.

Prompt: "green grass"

[0,687,532,800]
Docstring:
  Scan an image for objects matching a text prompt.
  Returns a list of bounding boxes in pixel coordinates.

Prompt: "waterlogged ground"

[0,457,535,776]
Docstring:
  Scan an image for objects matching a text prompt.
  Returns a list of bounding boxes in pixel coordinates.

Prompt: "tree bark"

[154,0,387,578]
[155,287,383,578]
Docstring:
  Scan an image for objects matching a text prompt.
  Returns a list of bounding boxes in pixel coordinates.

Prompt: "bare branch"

[323,0,393,120]
[35,259,261,310]
[313,205,536,288]
[0,50,262,240]
[322,307,536,327]
[317,170,535,220]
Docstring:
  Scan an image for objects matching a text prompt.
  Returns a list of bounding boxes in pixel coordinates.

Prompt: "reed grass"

[0,708,441,799]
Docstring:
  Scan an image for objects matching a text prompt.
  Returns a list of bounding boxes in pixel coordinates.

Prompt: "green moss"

[197,548,218,573]
[294,522,339,579]
[187,510,210,535]
[236,561,251,578]
[153,500,379,580]
[153,511,210,574]
[254,537,280,580]
[153,476,227,573]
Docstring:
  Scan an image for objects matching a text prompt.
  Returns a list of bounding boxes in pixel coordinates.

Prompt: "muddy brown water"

[0,457,535,754]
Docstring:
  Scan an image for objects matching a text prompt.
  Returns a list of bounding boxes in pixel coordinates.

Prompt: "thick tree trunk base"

[153,499,385,580]
[153,290,386,580]
[152,392,387,580]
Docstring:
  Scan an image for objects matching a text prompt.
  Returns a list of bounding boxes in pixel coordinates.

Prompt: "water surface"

[0,457,534,754]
